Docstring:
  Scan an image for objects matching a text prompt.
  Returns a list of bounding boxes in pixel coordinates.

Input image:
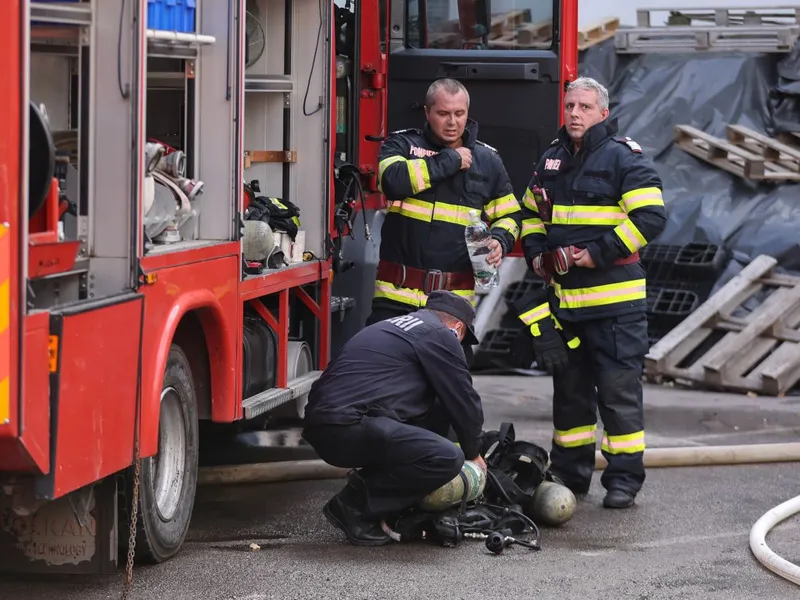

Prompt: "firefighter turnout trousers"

[303,413,463,518]
[550,313,647,496]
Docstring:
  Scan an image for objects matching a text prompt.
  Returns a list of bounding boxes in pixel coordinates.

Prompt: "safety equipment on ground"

[379,421,566,551]
[419,459,486,512]
[529,317,569,375]
[485,530,539,554]
[526,480,577,526]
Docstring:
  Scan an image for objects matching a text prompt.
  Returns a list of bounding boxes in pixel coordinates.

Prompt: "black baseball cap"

[425,290,480,346]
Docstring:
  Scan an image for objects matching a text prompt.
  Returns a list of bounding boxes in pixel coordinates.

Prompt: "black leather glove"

[530,317,569,375]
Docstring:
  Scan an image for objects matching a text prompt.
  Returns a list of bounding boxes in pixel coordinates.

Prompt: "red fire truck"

[0,0,577,575]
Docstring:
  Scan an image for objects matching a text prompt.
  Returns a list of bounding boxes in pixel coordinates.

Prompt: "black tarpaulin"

[576,39,800,282]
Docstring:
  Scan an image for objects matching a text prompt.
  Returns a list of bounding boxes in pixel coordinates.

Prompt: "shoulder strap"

[614,136,643,153]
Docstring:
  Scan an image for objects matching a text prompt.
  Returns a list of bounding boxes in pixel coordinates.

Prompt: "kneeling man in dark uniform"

[302,290,487,546]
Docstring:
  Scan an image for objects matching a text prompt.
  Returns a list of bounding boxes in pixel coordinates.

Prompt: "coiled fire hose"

[749,494,800,587]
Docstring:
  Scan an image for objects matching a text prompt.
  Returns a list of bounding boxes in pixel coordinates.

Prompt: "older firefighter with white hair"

[515,76,667,509]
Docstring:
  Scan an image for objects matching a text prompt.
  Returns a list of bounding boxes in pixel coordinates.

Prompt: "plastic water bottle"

[465,209,499,290]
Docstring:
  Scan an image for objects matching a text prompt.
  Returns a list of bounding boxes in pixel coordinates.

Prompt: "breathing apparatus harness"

[381,422,554,554]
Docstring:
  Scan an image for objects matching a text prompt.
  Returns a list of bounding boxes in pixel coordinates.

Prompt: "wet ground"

[2,375,800,600]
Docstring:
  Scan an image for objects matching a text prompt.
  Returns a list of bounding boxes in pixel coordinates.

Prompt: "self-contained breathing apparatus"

[380,423,576,553]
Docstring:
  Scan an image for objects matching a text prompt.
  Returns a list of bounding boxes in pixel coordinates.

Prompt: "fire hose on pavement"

[197,442,800,587]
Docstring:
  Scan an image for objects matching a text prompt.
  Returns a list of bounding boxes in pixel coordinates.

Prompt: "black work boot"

[323,473,392,547]
[603,489,635,509]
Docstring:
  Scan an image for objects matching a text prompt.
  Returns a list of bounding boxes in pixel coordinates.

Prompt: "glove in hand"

[531,318,569,375]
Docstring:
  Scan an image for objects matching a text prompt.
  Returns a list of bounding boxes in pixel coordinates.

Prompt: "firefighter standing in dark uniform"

[516,77,667,509]
[302,291,487,546]
[367,78,523,334]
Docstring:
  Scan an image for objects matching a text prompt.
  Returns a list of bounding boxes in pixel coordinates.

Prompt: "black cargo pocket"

[573,176,615,201]
[612,313,650,360]
[463,172,491,208]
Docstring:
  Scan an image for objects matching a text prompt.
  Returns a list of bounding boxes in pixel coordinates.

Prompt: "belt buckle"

[424,269,444,294]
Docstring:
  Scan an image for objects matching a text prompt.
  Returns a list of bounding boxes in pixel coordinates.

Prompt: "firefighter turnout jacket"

[375,120,523,308]
[303,308,485,460]
[517,119,667,333]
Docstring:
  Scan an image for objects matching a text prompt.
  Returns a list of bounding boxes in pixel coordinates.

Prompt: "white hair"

[566,77,609,111]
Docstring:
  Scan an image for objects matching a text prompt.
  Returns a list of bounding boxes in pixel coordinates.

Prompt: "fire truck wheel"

[122,344,199,564]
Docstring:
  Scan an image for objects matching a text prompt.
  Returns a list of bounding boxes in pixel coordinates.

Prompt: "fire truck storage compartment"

[143,0,229,255]
[242,312,278,399]
[242,0,330,270]
[26,15,89,309]
[43,293,144,500]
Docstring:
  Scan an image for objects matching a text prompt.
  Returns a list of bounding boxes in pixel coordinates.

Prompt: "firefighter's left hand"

[572,247,596,268]
[487,239,503,267]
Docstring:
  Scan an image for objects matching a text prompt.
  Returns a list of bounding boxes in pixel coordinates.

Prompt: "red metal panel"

[49,296,143,498]
[0,0,22,460]
[139,241,239,272]
[239,262,332,300]
[560,0,579,122]
[20,311,50,473]
[276,290,289,388]
[139,255,239,457]
[318,273,331,368]
[357,0,388,210]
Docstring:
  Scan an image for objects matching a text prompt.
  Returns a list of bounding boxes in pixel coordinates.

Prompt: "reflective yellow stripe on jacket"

[374,281,476,309]
[378,156,431,194]
[554,279,646,310]
[612,187,665,253]
[387,198,476,226]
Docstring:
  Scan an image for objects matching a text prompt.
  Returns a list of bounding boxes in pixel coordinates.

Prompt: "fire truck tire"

[121,344,199,564]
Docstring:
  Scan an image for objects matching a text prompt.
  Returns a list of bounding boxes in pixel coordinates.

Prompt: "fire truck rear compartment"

[1,0,333,574]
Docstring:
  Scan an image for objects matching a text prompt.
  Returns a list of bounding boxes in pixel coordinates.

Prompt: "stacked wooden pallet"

[646,255,800,396]
[578,17,621,51]
[615,6,800,54]
[487,10,552,49]
[486,14,619,50]
[674,123,800,182]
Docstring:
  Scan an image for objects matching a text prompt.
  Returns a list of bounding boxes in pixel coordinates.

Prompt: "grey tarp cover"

[578,39,800,286]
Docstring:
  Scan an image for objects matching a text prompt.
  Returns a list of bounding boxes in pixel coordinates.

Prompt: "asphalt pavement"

[2,375,800,600]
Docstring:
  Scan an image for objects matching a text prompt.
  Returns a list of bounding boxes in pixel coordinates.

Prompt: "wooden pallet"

[726,124,800,174]
[636,6,800,28]
[578,17,620,51]
[490,10,531,37]
[488,16,553,49]
[778,131,800,148]
[645,255,800,396]
[617,6,800,53]
[674,124,800,182]
[615,24,799,53]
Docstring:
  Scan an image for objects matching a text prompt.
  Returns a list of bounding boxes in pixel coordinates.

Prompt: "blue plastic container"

[147,0,195,33]
[178,0,196,33]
